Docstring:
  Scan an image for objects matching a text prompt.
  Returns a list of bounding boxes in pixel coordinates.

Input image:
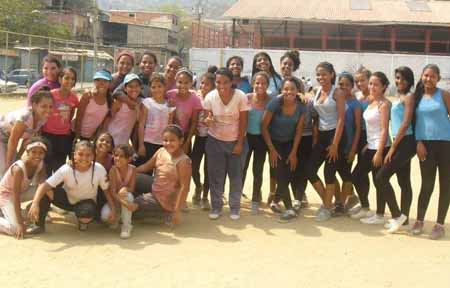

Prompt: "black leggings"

[352,148,389,213]
[272,140,297,209]
[191,136,209,198]
[307,129,343,185]
[42,132,74,175]
[374,135,415,219]
[243,133,267,202]
[292,135,313,201]
[416,140,450,225]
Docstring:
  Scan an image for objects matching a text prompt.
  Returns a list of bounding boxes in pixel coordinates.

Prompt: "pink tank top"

[107,103,137,145]
[80,98,109,138]
[151,148,190,212]
[112,164,134,192]
[0,160,43,205]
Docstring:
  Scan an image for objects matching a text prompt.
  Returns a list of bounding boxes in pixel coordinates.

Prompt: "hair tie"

[26,142,47,152]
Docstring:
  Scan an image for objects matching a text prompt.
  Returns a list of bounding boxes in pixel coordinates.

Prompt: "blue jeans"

[206,136,248,214]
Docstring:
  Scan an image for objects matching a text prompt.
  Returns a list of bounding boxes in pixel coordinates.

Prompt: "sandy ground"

[0,97,449,288]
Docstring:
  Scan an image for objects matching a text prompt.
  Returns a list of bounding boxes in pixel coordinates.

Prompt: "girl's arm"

[261,111,280,168]
[385,94,414,163]
[138,104,148,156]
[28,182,53,222]
[171,159,192,226]
[136,152,157,174]
[127,167,137,193]
[11,166,25,239]
[73,93,90,139]
[373,101,390,167]
[183,109,199,153]
[288,114,305,171]
[443,90,450,115]
[328,89,346,162]
[108,168,119,202]
[110,100,121,118]
[348,106,362,163]
[6,122,26,169]
[232,110,248,155]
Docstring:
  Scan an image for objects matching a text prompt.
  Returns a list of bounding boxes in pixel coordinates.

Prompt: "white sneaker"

[348,205,362,216]
[386,214,408,233]
[230,213,240,220]
[120,225,133,239]
[208,211,221,220]
[360,214,385,225]
[350,208,370,219]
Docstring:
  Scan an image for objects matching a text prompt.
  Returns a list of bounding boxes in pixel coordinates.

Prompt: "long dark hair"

[316,62,336,85]
[394,66,414,94]
[252,52,281,90]
[414,64,440,109]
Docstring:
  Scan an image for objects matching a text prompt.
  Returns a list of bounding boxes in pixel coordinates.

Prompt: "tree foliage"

[158,3,193,54]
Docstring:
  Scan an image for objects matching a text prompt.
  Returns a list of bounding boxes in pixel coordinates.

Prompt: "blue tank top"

[343,98,362,154]
[247,96,271,135]
[390,99,413,138]
[356,91,369,131]
[267,75,282,98]
[415,88,450,141]
[313,86,338,131]
[237,77,252,94]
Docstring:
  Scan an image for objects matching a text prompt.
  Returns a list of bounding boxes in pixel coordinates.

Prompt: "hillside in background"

[97,0,236,18]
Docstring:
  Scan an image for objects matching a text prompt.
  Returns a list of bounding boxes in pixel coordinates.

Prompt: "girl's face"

[369,76,386,98]
[395,72,408,93]
[43,62,60,82]
[140,55,156,76]
[253,75,269,95]
[228,59,242,77]
[282,81,298,103]
[165,58,181,80]
[94,79,110,94]
[215,74,233,96]
[316,67,334,87]
[125,80,141,99]
[162,131,183,155]
[176,73,192,95]
[117,55,133,76]
[281,57,295,77]
[27,146,46,166]
[60,70,76,89]
[32,98,53,121]
[355,73,369,92]
[74,146,94,171]
[96,134,113,154]
[200,77,214,96]
[338,77,353,96]
[150,80,165,99]
[421,68,439,90]
[113,149,131,168]
[256,55,270,72]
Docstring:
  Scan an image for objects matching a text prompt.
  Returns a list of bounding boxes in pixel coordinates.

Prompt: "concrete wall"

[127,25,177,53]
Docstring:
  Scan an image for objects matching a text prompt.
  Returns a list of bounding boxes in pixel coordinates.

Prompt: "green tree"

[158,3,193,54]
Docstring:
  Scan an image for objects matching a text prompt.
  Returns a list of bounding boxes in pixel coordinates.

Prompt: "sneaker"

[120,225,133,239]
[360,214,385,225]
[315,207,332,222]
[251,202,260,215]
[411,220,424,235]
[293,200,301,212]
[26,223,45,235]
[109,221,119,230]
[192,194,201,207]
[200,198,210,211]
[209,210,221,220]
[350,208,371,219]
[230,212,240,220]
[78,222,89,231]
[386,214,408,233]
[430,224,445,240]
[278,209,297,223]
[348,205,362,216]
[269,202,282,214]
[344,194,360,211]
[333,203,345,217]
[181,205,190,213]
[301,194,309,208]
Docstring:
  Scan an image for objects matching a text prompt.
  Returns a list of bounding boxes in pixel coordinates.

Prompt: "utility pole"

[192,0,204,47]
[92,0,98,71]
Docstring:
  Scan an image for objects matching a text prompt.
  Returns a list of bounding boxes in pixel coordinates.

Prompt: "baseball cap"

[124,73,142,85]
[93,70,112,81]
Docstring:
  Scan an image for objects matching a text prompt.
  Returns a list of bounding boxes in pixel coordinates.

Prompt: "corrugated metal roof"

[223,0,450,26]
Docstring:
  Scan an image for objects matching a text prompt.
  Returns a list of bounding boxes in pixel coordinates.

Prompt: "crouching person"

[28,140,116,233]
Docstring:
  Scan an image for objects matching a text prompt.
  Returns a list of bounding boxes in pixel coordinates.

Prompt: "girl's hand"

[138,145,146,157]
[182,141,191,154]
[417,141,427,162]
[269,147,281,168]
[232,141,243,155]
[326,143,338,163]
[384,147,395,164]
[205,113,214,127]
[28,203,39,223]
[372,151,383,168]
[108,208,117,224]
[168,98,176,107]
[287,151,298,171]
[347,150,356,164]
[15,223,25,240]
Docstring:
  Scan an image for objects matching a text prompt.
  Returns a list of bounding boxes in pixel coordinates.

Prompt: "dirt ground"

[0,97,448,288]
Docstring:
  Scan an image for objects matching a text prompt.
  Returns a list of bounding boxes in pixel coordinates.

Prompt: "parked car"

[6,69,41,88]
[0,70,5,80]
[0,79,18,93]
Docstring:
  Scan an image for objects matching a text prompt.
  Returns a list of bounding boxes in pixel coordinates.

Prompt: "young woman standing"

[252,52,282,98]
[226,56,252,94]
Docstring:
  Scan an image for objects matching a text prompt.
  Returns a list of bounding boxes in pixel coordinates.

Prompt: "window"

[128,13,135,18]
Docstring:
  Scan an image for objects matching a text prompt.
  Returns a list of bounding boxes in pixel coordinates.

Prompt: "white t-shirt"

[203,89,250,141]
[142,98,174,145]
[46,163,109,204]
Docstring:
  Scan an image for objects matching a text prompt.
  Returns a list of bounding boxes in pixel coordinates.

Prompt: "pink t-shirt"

[43,89,79,135]
[203,89,250,142]
[79,98,109,139]
[166,90,202,133]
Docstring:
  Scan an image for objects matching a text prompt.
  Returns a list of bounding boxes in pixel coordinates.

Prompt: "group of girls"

[0,49,449,241]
